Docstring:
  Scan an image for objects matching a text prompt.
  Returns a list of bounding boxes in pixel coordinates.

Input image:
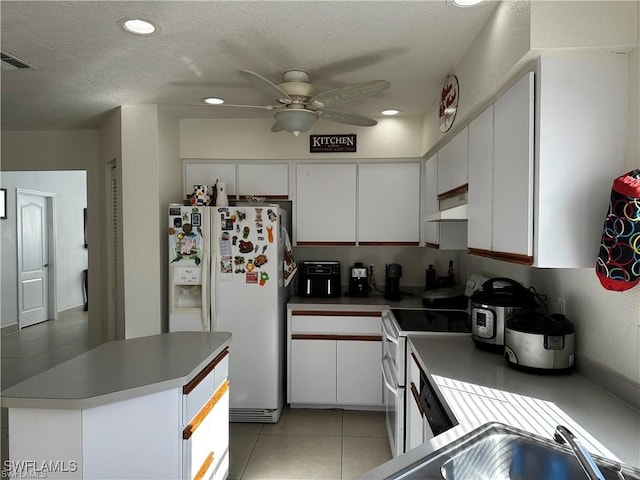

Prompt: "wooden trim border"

[183,380,230,440]
[437,183,468,201]
[194,452,214,480]
[425,242,440,249]
[291,310,382,317]
[358,241,420,246]
[468,248,533,265]
[295,241,357,246]
[183,348,229,395]
[291,334,381,342]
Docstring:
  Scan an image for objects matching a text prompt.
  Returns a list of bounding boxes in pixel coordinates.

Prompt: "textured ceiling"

[1,1,498,131]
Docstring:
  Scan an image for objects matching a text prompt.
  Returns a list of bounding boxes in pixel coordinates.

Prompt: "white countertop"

[1,331,232,410]
[288,287,452,310]
[361,335,640,478]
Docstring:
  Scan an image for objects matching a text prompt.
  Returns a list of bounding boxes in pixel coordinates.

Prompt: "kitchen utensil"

[504,311,575,372]
[470,278,538,352]
[384,263,402,301]
[348,262,369,297]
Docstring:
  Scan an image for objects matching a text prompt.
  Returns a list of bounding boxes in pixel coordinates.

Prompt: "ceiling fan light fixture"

[448,0,485,7]
[273,109,319,137]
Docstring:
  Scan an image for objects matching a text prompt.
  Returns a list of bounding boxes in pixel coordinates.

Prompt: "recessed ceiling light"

[449,0,485,7]
[382,109,401,116]
[203,97,224,105]
[118,18,159,35]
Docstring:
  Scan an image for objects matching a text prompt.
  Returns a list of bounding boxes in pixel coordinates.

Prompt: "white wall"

[427,1,640,388]
[180,116,424,159]
[120,106,162,339]
[1,131,101,342]
[0,172,87,328]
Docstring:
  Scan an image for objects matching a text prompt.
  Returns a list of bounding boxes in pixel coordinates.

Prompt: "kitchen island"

[1,331,232,480]
[361,334,640,478]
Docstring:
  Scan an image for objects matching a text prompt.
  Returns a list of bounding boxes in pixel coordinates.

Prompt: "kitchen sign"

[310,134,357,153]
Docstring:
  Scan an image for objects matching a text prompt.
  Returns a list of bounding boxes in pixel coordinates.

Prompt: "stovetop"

[391,308,471,334]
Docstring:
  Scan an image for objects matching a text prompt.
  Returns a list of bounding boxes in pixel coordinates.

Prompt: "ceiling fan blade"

[309,80,390,108]
[239,70,292,103]
[318,109,378,127]
[191,103,281,110]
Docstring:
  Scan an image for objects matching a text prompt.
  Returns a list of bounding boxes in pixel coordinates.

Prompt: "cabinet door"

[492,73,534,261]
[358,162,420,244]
[183,162,236,200]
[290,339,337,404]
[437,128,468,195]
[295,163,357,244]
[423,155,440,248]
[336,339,383,406]
[467,105,494,253]
[238,163,289,198]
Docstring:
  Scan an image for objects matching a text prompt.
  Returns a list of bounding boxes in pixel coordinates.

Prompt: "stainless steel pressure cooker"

[504,311,575,372]
[470,278,538,352]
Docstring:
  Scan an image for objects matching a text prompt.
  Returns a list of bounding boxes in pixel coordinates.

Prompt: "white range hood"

[425,191,468,222]
[425,203,468,222]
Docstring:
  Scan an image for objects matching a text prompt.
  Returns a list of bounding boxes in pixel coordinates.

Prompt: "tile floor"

[1,313,392,479]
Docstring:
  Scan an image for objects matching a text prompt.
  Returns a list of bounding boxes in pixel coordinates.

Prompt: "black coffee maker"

[348,262,369,297]
[384,263,402,301]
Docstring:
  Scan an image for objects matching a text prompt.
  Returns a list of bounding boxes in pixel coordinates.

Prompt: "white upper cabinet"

[295,163,357,245]
[423,154,440,247]
[533,51,626,267]
[467,105,494,253]
[238,163,289,198]
[183,162,236,200]
[423,155,467,250]
[183,161,290,201]
[466,50,626,267]
[358,162,420,244]
[492,72,535,262]
[437,127,468,196]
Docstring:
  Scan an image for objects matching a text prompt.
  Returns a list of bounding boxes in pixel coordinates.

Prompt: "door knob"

[44,263,49,267]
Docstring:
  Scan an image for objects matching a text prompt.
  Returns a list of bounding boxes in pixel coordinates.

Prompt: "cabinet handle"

[183,379,229,440]
[183,348,229,395]
[291,310,381,317]
[292,334,380,341]
[194,452,214,480]
[410,382,425,418]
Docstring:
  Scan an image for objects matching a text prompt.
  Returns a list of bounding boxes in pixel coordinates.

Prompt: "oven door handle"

[381,355,399,395]
[381,314,399,345]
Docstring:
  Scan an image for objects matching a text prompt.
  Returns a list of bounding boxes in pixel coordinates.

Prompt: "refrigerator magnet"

[246,272,258,284]
[267,209,277,222]
[266,226,274,243]
[259,272,269,286]
[173,217,182,228]
[191,213,201,227]
[255,208,263,222]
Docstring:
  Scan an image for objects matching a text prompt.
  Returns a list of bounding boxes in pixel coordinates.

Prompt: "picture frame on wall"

[0,188,7,220]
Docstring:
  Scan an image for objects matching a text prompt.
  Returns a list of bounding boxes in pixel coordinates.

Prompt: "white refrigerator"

[168,204,291,423]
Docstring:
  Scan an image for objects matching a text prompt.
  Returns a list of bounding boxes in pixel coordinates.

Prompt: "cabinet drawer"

[183,348,229,424]
[291,311,382,334]
[183,381,230,480]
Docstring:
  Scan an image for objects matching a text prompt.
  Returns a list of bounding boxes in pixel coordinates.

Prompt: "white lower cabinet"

[288,309,383,407]
[337,340,383,405]
[290,339,337,404]
[405,353,425,452]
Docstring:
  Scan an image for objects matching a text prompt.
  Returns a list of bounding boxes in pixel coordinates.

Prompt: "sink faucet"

[554,425,606,480]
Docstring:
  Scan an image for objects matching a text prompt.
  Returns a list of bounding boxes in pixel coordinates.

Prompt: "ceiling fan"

[197,70,391,136]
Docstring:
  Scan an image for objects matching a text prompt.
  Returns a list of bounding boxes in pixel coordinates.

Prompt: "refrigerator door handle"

[201,250,210,331]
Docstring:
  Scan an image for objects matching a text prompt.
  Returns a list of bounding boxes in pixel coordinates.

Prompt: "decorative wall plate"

[439,75,459,133]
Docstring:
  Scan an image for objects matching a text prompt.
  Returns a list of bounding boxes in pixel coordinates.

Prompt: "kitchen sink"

[390,422,640,480]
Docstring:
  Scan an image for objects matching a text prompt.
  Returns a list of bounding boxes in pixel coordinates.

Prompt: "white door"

[17,190,54,328]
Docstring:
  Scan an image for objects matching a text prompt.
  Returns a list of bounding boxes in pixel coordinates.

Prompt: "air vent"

[1,50,34,70]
